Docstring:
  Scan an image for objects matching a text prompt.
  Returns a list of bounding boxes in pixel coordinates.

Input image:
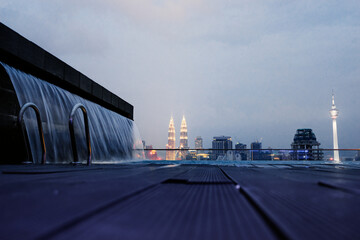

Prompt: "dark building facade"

[355,151,360,161]
[251,141,262,160]
[291,129,323,160]
[235,143,247,160]
[212,136,232,160]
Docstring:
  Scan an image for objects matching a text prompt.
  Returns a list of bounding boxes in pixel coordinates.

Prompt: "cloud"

[1,0,360,150]
[108,0,207,22]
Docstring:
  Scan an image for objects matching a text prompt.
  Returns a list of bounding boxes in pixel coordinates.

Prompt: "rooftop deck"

[1,162,360,239]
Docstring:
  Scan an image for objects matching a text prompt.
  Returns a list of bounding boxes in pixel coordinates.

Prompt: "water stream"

[2,62,144,163]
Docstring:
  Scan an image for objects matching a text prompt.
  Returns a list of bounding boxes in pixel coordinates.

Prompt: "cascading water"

[2,62,144,163]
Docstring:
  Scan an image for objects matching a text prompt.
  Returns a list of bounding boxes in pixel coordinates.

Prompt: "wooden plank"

[166,166,232,184]
[222,167,360,240]
[49,182,276,240]
[0,165,189,240]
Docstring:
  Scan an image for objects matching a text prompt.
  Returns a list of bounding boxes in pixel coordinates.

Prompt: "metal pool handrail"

[69,103,91,165]
[18,102,46,164]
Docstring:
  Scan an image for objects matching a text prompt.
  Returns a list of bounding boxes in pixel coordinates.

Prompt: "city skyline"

[161,93,342,150]
[2,3,360,239]
[2,1,359,149]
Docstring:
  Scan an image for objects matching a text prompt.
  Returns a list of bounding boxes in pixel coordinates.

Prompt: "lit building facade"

[166,116,176,160]
[329,92,340,162]
[179,115,189,159]
[145,145,159,160]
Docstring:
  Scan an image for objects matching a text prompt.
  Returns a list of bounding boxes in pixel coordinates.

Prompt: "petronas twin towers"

[166,117,176,160]
[166,116,188,160]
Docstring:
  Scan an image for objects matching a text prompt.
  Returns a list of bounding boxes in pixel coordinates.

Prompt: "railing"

[141,148,360,162]
[18,102,46,164]
[69,103,91,165]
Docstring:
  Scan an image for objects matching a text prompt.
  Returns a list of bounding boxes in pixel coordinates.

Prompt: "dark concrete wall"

[0,23,133,120]
[0,65,28,163]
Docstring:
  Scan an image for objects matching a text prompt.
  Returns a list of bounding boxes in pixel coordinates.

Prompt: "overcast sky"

[1,0,360,149]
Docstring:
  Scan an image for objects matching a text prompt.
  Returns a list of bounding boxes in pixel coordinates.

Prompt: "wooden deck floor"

[1,163,360,240]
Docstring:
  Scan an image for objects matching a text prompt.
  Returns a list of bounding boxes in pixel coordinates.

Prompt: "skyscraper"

[179,115,189,159]
[235,142,247,160]
[212,136,232,160]
[166,116,175,160]
[195,136,203,149]
[291,129,323,160]
[251,141,262,160]
[329,92,340,162]
[179,116,188,149]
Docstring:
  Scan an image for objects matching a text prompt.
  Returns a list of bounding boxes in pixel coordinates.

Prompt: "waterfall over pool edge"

[2,62,144,163]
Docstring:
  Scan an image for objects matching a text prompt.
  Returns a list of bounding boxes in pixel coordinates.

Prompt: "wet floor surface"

[1,163,360,240]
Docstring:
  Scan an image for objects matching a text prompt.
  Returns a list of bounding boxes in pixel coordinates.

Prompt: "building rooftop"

[293,128,318,142]
[1,162,360,239]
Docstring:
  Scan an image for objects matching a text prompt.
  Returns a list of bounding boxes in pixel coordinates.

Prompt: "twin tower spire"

[166,116,188,160]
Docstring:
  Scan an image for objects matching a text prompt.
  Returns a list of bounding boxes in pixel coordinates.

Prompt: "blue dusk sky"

[1,0,360,149]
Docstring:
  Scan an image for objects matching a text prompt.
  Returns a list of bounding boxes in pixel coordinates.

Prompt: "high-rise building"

[235,143,247,160]
[166,116,176,160]
[195,136,203,149]
[212,136,232,160]
[291,129,323,160]
[179,116,188,149]
[329,92,340,162]
[145,145,159,160]
[355,151,360,161]
[179,115,189,159]
[251,141,262,160]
